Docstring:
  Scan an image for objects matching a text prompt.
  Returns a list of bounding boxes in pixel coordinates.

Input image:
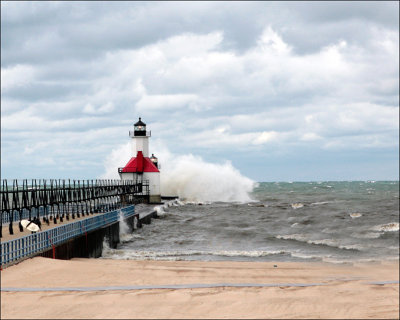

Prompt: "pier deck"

[1,213,101,243]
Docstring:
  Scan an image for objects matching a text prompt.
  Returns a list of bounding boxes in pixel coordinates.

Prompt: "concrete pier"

[1,205,159,268]
[39,215,134,260]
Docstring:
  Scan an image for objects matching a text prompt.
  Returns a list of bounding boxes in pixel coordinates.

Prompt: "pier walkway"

[1,213,93,243]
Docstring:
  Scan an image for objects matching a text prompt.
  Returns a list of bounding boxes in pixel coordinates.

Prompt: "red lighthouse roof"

[121,151,159,173]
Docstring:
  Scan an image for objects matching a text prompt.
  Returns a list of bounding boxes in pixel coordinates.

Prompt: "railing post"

[7,242,10,265]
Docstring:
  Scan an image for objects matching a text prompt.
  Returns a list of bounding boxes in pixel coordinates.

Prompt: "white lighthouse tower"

[118,117,161,203]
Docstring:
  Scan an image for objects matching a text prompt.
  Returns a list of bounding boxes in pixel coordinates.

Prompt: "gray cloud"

[1,1,398,181]
[3,2,397,65]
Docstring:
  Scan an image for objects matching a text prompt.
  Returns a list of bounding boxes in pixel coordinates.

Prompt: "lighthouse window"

[135,125,145,131]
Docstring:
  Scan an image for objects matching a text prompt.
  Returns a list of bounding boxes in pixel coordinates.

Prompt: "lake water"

[102,181,399,264]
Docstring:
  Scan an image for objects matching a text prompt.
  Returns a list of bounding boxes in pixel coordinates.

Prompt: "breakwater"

[0,205,158,268]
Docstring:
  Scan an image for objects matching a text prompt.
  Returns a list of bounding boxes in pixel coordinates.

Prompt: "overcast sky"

[1,1,399,182]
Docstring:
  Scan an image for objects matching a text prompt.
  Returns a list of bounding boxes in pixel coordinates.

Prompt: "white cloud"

[1,64,36,91]
[258,26,291,54]
[254,131,279,145]
[157,31,223,59]
[300,132,322,142]
[1,2,398,180]
[83,102,114,114]
[136,93,199,111]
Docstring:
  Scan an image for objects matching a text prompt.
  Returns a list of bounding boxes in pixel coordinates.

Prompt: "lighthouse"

[118,117,161,203]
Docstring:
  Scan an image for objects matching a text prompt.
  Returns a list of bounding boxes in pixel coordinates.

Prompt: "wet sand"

[1,257,399,319]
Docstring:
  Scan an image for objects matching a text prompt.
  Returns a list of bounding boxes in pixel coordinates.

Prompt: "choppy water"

[102,181,399,264]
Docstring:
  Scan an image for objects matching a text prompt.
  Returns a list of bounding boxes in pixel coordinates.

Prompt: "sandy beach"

[1,257,398,319]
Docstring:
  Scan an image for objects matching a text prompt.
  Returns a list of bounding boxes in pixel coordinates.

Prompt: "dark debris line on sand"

[2,280,399,292]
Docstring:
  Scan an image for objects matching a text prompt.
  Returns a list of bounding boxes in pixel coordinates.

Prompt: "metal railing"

[1,179,149,237]
[0,205,135,267]
[129,130,151,138]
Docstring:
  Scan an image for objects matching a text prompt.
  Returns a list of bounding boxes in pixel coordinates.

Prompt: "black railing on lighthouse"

[0,179,150,238]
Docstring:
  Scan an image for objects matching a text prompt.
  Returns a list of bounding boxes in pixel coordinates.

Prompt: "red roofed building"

[118,118,161,203]
[121,151,159,173]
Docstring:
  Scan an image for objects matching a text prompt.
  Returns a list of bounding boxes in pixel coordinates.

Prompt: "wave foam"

[352,232,382,239]
[290,252,332,260]
[102,249,288,260]
[276,234,364,251]
[154,199,185,217]
[310,201,331,206]
[118,210,134,243]
[291,203,304,209]
[160,152,255,203]
[372,222,399,232]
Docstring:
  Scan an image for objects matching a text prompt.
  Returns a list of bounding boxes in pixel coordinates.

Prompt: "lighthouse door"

[136,173,143,193]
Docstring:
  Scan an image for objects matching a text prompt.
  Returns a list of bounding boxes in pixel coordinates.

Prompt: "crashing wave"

[372,222,399,232]
[276,234,364,251]
[102,249,289,260]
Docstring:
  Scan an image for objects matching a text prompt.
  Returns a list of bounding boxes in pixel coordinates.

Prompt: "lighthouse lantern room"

[119,117,161,203]
[133,117,146,136]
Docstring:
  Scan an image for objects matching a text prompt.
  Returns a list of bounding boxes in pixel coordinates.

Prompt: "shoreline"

[1,257,398,319]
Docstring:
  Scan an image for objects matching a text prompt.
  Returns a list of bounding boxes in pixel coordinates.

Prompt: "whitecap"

[276,234,364,251]
[291,203,304,209]
[352,232,382,239]
[276,234,309,241]
[291,252,332,260]
[307,239,364,251]
[209,250,287,257]
[310,201,330,206]
[307,238,339,247]
[102,249,288,260]
[372,222,399,232]
[154,205,166,217]
[322,257,352,264]
[383,256,399,261]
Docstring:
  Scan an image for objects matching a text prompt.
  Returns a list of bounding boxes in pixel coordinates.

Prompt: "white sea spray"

[100,142,255,203]
[118,210,133,242]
